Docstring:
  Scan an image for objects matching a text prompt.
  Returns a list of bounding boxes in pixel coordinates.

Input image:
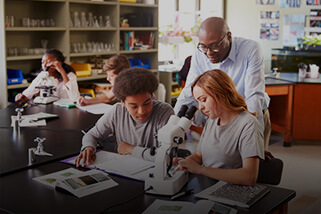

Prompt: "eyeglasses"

[197,34,226,53]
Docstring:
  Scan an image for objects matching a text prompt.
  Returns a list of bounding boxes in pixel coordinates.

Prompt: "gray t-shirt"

[197,111,264,169]
[82,100,174,161]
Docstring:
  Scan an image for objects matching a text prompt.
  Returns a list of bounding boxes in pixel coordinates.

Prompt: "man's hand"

[75,147,96,167]
[117,142,135,155]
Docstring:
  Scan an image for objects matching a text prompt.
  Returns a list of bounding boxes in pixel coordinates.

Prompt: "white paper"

[65,150,154,181]
[11,112,58,127]
[142,199,214,214]
[77,103,113,115]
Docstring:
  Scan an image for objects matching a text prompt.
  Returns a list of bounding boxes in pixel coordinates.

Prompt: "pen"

[81,130,86,135]
[171,189,193,200]
[80,97,84,105]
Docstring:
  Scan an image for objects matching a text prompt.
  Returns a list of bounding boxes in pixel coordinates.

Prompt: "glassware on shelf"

[88,12,94,27]
[94,16,99,27]
[72,43,78,53]
[99,16,103,27]
[41,39,48,49]
[73,11,81,28]
[105,16,111,27]
[81,12,88,27]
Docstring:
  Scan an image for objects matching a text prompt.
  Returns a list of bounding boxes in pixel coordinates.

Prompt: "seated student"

[75,67,174,167]
[174,69,264,186]
[15,49,80,103]
[78,54,130,106]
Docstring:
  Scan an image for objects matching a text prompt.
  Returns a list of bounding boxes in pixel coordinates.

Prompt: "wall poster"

[282,14,305,47]
[259,11,280,40]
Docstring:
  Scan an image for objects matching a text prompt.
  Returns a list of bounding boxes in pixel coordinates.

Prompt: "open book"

[33,167,118,198]
[142,199,214,214]
[62,150,154,181]
[77,103,113,115]
[195,181,270,208]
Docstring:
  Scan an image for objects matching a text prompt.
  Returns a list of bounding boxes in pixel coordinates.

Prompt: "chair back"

[257,158,283,185]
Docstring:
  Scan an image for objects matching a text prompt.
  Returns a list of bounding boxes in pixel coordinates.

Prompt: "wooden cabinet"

[2,0,158,107]
[292,84,321,140]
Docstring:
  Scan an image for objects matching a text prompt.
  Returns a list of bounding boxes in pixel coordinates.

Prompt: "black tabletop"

[0,161,296,214]
[0,103,102,176]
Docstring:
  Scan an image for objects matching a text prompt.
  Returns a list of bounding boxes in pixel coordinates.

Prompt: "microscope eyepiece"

[177,105,188,118]
[185,106,197,120]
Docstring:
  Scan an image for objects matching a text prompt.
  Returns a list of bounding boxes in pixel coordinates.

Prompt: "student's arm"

[76,105,116,166]
[17,71,44,101]
[177,154,260,186]
[62,72,80,102]
[78,90,115,106]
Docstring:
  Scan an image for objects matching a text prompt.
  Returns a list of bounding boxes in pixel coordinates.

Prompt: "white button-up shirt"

[174,37,270,130]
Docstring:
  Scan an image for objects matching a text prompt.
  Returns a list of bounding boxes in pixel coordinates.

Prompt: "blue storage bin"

[129,58,150,69]
[7,69,23,85]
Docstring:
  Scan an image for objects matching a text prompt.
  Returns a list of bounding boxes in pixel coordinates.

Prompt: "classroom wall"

[225,0,321,73]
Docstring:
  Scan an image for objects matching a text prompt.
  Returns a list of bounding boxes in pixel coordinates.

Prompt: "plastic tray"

[7,69,23,85]
[70,62,92,77]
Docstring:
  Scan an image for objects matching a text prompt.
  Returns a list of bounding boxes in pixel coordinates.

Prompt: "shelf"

[119,49,158,54]
[119,2,158,8]
[69,0,117,5]
[6,27,66,31]
[7,83,30,90]
[120,27,158,31]
[6,55,43,61]
[77,75,107,82]
[2,0,158,107]
[70,52,118,57]
[69,27,117,31]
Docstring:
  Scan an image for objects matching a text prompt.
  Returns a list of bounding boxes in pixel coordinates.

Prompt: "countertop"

[265,72,321,86]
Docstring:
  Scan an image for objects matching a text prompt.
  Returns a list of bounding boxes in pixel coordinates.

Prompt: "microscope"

[145,105,197,195]
[33,67,59,104]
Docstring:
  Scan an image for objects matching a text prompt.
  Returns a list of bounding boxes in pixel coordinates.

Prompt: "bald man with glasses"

[174,17,271,150]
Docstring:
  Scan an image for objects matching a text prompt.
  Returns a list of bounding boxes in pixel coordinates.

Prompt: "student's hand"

[75,146,96,167]
[175,158,203,175]
[117,142,135,155]
[15,93,28,103]
[172,157,185,166]
[51,60,64,74]
[77,96,88,106]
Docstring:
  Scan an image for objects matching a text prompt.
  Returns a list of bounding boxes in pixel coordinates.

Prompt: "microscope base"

[145,171,188,196]
[34,96,59,104]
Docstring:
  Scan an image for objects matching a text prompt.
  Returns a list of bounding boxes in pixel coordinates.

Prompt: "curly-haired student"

[75,67,174,166]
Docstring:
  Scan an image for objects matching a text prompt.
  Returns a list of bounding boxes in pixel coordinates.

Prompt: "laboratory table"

[0,103,101,176]
[265,73,321,146]
[0,160,296,214]
[0,102,296,214]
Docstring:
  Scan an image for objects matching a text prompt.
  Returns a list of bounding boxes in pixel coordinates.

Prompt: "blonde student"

[78,54,130,106]
[75,68,174,167]
[174,69,264,186]
[15,49,80,103]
